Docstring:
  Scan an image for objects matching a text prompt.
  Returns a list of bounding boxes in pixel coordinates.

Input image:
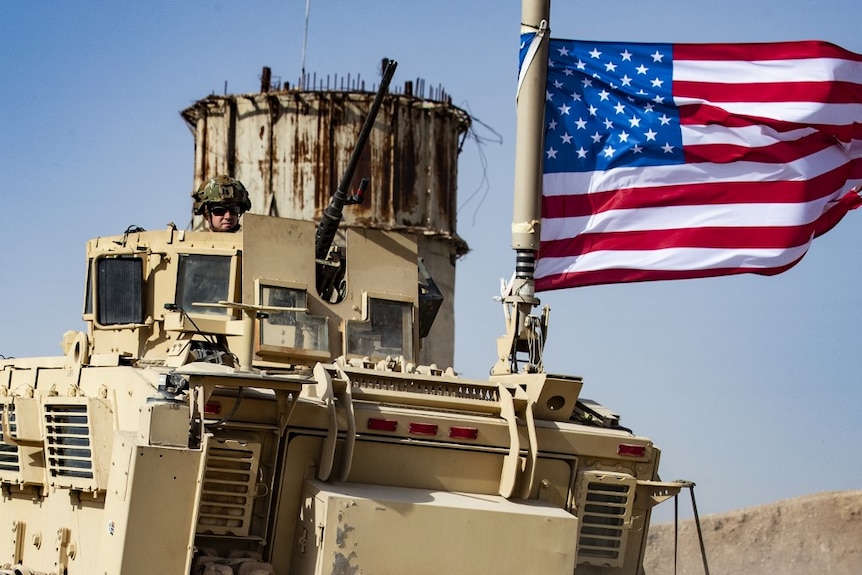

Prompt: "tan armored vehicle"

[0,3,688,574]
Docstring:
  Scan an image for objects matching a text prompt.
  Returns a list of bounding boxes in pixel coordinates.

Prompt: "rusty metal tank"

[181,75,470,366]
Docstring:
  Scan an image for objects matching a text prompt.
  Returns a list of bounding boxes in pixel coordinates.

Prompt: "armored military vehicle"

[0,2,687,574]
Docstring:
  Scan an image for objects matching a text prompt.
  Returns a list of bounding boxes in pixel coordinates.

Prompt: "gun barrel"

[315,59,398,261]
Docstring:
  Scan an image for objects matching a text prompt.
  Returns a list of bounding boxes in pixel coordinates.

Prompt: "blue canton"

[529,39,684,174]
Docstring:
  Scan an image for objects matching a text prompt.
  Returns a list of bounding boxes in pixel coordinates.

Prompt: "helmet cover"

[192,175,252,215]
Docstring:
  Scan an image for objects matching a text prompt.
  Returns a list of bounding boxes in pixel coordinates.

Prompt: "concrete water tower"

[181,67,471,367]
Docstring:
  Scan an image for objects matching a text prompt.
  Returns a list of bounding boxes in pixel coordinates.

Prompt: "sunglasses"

[210,205,242,216]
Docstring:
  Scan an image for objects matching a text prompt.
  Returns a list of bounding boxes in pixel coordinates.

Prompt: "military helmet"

[192,175,252,215]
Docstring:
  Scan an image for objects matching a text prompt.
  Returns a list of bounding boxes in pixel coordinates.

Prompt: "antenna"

[300,0,311,89]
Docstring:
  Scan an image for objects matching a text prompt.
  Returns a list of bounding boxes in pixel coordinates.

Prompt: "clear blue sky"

[2,0,860,521]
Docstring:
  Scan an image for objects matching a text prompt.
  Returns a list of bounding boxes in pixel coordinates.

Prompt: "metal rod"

[300,0,311,89]
[674,493,679,575]
[689,485,711,575]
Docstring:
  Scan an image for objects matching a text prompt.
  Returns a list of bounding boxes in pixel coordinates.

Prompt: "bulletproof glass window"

[259,285,329,355]
[345,298,414,360]
[176,254,232,315]
[96,257,144,325]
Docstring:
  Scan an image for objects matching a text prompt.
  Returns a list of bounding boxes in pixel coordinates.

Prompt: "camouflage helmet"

[192,175,252,215]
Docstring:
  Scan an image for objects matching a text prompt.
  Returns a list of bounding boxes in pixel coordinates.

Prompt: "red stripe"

[813,190,862,236]
[539,226,816,259]
[674,80,862,105]
[677,103,862,142]
[683,131,834,164]
[678,103,804,130]
[535,259,802,291]
[542,163,861,217]
[673,41,862,63]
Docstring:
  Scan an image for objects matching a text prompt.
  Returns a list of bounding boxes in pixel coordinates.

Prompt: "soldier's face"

[209,204,241,232]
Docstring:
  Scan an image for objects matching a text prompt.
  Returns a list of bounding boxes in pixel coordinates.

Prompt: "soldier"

[192,175,252,232]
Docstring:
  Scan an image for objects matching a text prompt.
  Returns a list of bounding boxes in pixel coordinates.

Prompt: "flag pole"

[491,0,551,375]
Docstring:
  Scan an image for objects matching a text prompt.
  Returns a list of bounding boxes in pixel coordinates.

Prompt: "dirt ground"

[642,490,862,575]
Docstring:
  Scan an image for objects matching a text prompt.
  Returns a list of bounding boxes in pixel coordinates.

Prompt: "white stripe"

[543,145,856,196]
[673,98,862,126]
[674,57,862,85]
[534,243,811,278]
[680,124,817,147]
[541,195,840,242]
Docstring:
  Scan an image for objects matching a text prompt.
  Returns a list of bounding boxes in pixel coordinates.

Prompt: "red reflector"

[449,426,479,440]
[617,443,647,457]
[367,418,398,432]
[408,422,438,436]
[204,402,221,415]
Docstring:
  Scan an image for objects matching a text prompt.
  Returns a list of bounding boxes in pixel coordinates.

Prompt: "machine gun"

[315,58,398,302]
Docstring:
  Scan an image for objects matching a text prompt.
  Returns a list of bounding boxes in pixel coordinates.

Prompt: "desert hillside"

[642,490,862,575]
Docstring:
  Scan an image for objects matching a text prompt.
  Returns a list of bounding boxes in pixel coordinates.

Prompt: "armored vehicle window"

[259,285,329,356]
[97,257,144,325]
[345,298,413,360]
[176,254,232,315]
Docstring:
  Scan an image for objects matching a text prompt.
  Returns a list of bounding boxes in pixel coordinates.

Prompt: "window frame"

[254,278,331,362]
[344,291,416,362]
[174,251,240,319]
[89,255,146,329]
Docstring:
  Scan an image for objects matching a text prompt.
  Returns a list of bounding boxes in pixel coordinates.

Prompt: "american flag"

[527,37,862,291]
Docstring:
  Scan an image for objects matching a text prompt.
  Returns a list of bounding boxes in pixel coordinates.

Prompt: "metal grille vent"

[43,398,112,490]
[350,373,500,402]
[0,403,21,475]
[44,403,94,480]
[197,438,261,537]
[576,471,636,568]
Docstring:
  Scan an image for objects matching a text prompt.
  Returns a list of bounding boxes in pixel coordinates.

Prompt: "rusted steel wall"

[182,91,470,244]
[181,89,471,367]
